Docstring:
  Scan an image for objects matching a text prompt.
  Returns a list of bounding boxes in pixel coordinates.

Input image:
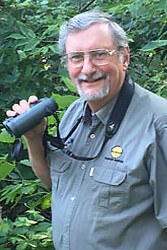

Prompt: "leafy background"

[0,0,167,249]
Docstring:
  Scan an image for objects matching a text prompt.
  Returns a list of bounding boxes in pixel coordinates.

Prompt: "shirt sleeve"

[148,115,167,229]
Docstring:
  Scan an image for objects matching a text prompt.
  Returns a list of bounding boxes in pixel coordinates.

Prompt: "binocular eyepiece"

[3,98,58,138]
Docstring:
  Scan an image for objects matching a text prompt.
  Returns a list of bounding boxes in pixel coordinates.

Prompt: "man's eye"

[93,51,108,59]
[70,54,83,61]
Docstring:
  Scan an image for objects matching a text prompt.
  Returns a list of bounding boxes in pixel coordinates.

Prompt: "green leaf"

[16,242,28,250]
[0,184,22,203]
[8,34,26,39]
[43,24,59,37]
[41,193,51,209]
[0,129,14,143]
[18,23,36,38]
[33,222,51,232]
[26,210,44,222]
[20,159,31,167]
[52,93,78,109]
[0,219,13,233]
[23,39,40,51]
[141,40,167,51]
[15,40,31,48]
[30,197,43,209]
[49,45,59,53]
[41,0,49,5]
[13,217,37,227]
[21,186,35,195]
[17,50,27,60]
[61,76,77,93]
[0,161,15,180]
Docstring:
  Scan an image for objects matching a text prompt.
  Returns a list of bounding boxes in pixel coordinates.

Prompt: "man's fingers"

[6,96,38,118]
[28,95,38,104]
[19,100,29,110]
[6,110,17,117]
[12,104,26,114]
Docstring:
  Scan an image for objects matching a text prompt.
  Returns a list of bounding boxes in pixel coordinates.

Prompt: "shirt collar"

[82,102,92,124]
[95,94,119,125]
[82,93,119,125]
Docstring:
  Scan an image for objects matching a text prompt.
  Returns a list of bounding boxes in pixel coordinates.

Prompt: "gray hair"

[58,10,128,56]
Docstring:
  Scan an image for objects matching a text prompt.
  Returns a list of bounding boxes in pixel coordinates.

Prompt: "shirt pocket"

[50,152,71,198]
[91,165,127,213]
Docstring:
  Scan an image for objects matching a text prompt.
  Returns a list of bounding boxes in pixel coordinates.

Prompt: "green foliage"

[0,0,167,248]
[0,0,76,121]
[101,0,167,97]
[0,179,51,209]
[0,209,54,249]
[0,160,15,179]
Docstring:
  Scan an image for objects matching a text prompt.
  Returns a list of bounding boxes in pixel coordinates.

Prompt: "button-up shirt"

[47,82,167,250]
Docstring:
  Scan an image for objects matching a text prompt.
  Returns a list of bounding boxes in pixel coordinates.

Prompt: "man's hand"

[6,95,46,139]
[6,95,38,116]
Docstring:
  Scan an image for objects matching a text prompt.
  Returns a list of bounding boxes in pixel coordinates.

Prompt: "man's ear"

[122,46,130,71]
[123,62,129,71]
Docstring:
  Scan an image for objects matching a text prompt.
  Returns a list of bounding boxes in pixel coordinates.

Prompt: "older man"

[7,10,167,250]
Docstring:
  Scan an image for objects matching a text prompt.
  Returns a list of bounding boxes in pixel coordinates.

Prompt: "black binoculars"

[3,98,58,138]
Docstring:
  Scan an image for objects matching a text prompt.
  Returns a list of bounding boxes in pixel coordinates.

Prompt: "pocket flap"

[54,162,71,173]
[93,167,126,186]
[50,154,71,173]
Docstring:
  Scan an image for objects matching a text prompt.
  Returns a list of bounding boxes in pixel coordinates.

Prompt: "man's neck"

[87,88,121,113]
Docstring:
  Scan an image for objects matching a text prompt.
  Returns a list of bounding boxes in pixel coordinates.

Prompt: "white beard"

[76,74,109,101]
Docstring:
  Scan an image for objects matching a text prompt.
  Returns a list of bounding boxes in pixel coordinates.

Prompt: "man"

[7,10,167,250]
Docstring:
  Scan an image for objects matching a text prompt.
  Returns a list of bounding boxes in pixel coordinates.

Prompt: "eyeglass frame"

[61,48,118,68]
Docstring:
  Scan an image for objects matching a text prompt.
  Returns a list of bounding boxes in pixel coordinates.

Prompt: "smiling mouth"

[78,74,107,84]
[84,77,104,83]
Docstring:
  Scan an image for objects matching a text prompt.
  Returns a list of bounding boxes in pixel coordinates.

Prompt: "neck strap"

[105,74,134,139]
[61,74,134,161]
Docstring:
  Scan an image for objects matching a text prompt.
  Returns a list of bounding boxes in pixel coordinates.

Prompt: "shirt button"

[81,164,86,170]
[90,133,95,139]
[71,196,76,201]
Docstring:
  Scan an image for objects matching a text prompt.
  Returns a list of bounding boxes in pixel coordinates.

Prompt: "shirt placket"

[63,115,102,249]
[63,160,87,250]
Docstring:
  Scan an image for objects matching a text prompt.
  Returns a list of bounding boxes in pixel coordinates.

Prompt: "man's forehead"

[67,22,110,37]
[65,23,114,52]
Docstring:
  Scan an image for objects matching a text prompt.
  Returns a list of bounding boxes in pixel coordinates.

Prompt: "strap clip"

[105,122,119,138]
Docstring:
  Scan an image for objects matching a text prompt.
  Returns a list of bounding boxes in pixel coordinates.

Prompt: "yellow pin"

[111,146,123,159]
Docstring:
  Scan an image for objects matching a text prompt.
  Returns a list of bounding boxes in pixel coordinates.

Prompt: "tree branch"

[79,0,96,13]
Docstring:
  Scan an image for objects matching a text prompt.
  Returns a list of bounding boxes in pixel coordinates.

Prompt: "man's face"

[66,23,129,108]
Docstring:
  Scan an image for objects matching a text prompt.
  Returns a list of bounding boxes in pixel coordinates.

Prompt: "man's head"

[59,10,130,111]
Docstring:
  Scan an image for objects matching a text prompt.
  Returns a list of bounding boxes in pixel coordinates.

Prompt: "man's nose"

[81,55,96,75]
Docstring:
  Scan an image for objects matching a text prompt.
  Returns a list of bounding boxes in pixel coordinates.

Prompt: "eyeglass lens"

[65,49,116,68]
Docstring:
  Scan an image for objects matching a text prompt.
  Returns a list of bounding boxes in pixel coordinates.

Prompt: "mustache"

[77,73,107,82]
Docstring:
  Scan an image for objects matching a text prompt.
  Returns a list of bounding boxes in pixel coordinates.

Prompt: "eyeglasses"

[62,48,116,68]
